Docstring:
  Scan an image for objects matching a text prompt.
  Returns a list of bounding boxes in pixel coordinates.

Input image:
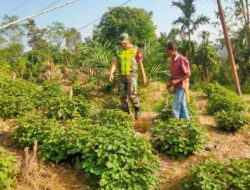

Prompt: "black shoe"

[135,107,141,120]
[122,108,130,114]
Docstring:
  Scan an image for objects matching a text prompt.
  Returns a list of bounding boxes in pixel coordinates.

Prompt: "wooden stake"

[217,0,242,95]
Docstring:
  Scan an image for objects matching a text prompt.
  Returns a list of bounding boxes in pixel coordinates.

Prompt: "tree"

[25,19,50,55]
[0,15,24,45]
[93,7,157,47]
[158,28,181,47]
[195,42,220,82]
[45,22,66,48]
[0,43,24,77]
[172,0,210,42]
[64,27,82,51]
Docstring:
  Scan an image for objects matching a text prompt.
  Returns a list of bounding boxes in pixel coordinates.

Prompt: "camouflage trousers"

[118,75,140,113]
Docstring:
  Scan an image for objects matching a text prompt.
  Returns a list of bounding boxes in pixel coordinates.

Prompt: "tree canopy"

[93,6,157,47]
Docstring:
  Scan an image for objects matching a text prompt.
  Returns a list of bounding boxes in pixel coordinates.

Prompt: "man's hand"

[170,79,179,85]
[167,82,173,92]
[109,73,114,83]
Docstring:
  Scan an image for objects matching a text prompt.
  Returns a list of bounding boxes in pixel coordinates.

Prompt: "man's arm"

[138,60,147,85]
[109,59,117,82]
[168,72,191,87]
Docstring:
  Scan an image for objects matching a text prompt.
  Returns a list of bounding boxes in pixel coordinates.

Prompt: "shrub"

[45,96,91,120]
[203,82,232,98]
[206,94,248,115]
[39,127,90,163]
[13,115,160,189]
[0,79,38,118]
[13,115,93,164]
[81,127,160,189]
[36,82,91,120]
[97,109,133,129]
[183,158,250,190]
[151,119,204,158]
[215,111,249,132]
[12,115,59,147]
[0,146,19,190]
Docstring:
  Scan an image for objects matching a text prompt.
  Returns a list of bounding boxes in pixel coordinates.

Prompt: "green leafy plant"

[183,158,250,190]
[215,110,249,132]
[203,82,233,98]
[12,115,59,147]
[36,82,91,120]
[0,79,38,118]
[13,115,160,189]
[0,146,19,190]
[39,127,90,163]
[81,127,160,189]
[97,109,133,129]
[13,115,92,164]
[206,94,248,115]
[151,118,204,158]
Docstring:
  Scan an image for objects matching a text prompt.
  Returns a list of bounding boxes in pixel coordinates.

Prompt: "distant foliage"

[141,42,167,81]
[183,158,250,190]
[0,146,19,190]
[151,119,204,158]
[23,50,45,79]
[94,7,157,47]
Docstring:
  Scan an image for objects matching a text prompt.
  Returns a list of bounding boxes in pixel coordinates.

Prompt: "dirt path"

[0,121,90,190]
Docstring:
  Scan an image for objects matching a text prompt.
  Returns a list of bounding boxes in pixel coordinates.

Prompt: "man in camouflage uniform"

[109,33,147,119]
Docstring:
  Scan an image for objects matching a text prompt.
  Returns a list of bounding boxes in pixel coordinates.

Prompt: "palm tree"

[172,0,210,42]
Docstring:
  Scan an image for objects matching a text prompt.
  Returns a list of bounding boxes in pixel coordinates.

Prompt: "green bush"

[36,82,91,120]
[206,94,248,115]
[13,115,93,164]
[151,119,204,158]
[0,79,38,118]
[0,146,19,190]
[13,115,160,189]
[215,111,249,132]
[39,127,90,163]
[203,82,232,98]
[45,96,91,120]
[23,50,45,79]
[183,158,250,190]
[81,127,160,189]
[97,109,133,129]
[12,115,59,147]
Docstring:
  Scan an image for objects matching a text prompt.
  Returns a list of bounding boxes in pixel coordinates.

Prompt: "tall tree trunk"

[217,0,242,95]
[245,0,249,25]
[240,0,248,25]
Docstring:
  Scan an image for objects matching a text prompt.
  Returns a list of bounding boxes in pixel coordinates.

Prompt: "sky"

[0,0,233,41]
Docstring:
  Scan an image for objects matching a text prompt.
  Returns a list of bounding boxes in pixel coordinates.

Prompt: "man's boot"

[135,107,141,120]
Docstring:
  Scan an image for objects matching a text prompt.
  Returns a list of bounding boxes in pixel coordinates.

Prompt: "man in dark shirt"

[165,41,191,120]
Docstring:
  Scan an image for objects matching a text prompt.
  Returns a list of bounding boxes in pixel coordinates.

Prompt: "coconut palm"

[172,0,210,42]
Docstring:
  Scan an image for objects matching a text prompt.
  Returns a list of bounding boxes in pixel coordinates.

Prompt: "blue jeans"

[172,87,190,120]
